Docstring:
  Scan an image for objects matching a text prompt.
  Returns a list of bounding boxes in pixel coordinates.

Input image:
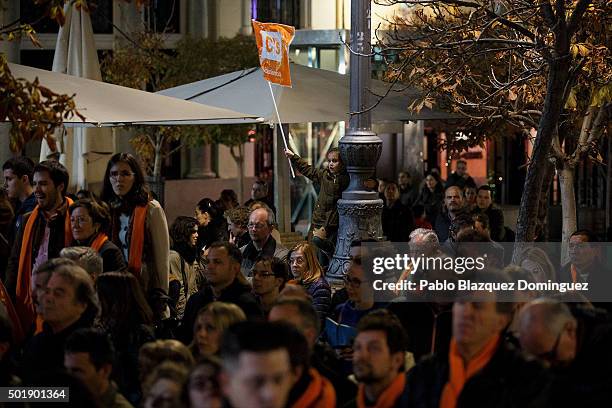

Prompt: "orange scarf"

[0,280,24,345]
[127,205,147,277]
[357,372,406,408]
[292,369,336,408]
[440,335,500,408]
[90,232,109,252]
[15,198,73,332]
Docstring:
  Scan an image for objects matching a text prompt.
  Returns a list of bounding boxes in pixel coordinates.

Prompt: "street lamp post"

[327,0,383,281]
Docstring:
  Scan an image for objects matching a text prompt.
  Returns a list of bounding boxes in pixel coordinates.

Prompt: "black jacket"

[403,340,552,408]
[74,236,127,273]
[19,310,95,380]
[178,278,263,344]
[473,204,506,242]
[415,185,444,224]
[382,201,415,242]
[6,204,71,297]
[445,173,476,190]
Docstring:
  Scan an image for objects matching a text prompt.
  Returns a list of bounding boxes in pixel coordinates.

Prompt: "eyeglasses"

[247,222,268,230]
[110,170,135,179]
[70,216,92,225]
[343,275,367,288]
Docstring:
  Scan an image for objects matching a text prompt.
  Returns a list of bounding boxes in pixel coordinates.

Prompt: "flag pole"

[268,81,296,178]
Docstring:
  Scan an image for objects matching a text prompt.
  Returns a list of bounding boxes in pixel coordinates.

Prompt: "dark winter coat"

[290,156,349,229]
[403,340,552,408]
[382,201,415,242]
[415,184,444,224]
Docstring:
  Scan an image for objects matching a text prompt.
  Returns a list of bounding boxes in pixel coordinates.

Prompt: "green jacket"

[291,156,349,228]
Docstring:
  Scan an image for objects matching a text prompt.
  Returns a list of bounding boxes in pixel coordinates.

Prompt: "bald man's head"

[518,299,577,366]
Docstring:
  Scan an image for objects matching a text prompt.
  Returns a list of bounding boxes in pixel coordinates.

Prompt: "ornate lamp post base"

[327,130,383,282]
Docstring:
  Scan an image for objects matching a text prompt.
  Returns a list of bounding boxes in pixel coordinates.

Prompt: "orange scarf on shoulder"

[90,232,109,252]
[439,335,500,408]
[291,368,336,408]
[15,198,73,333]
[127,205,147,277]
[357,372,406,408]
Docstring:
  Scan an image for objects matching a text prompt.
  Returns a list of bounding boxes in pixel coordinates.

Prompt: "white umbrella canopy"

[9,63,262,126]
[157,63,455,124]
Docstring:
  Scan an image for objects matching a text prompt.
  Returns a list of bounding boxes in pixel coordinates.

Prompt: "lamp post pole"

[327,0,383,281]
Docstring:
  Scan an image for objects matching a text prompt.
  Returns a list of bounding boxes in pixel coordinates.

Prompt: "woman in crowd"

[190,302,246,360]
[142,361,190,408]
[224,206,251,248]
[183,356,223,408]
[169,216,203,320]
[96,272,156,405]
[195,198,228,251]
[288,241,331,319]
[100,153,170,321]
[414,171,445,224]
[381,182,415,242]
[69,199,126,273]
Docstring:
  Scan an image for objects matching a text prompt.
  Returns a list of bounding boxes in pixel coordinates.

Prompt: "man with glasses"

[251,257,289,315]
[519,298,612,407]
[240,207,288,278]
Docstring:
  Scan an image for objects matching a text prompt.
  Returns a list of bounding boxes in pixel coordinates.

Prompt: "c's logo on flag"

[252,20,295,87]
[261,31,283,62]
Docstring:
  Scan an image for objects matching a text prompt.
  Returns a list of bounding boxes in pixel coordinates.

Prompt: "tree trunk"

[231,144,245,203]
[515,59,571,244]
[536,160,555,241]
[153,133,163,180]
[559,162,577,264]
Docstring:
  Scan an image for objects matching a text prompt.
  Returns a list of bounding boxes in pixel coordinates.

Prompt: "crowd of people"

[0,150,610,408]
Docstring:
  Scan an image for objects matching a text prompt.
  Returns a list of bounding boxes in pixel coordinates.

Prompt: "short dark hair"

[272,297,321,333]
[472,213,490,230]
[356,309,408,355]
[451,213,475,232]
[477,185,493,194]
[256,257,290,281]
[3,156,35,184]
[208,241,242,264]
[69,199,111,226]
[220,321,303,371]
[65,328,115,370]
[34,160,69,194]
[570,229,598,242]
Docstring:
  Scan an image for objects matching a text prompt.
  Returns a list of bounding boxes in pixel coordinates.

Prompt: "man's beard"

[353,361,382,384]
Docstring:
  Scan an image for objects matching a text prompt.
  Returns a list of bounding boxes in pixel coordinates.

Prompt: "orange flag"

[252,20,295,87]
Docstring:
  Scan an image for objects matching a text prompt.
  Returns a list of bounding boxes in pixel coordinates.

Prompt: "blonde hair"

[290,241,323,285]
[198,301,246,333]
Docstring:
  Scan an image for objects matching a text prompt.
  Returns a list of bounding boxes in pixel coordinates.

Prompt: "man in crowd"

[6,160,73,332]
[404,272,551,407]
[64,328,133,408]
[398,171,419,207]
[244,180,276,214]
[445,160,475,190]
[434,186,466,242]
[347,309,410,408]
[20,264,99,378]
[474,185,505,242]
[180,242,262,343]
[219,321,297,408]
[269,304,336,408]
[269,297,356,404]
[240,207,288,277]
[519,298,612,407]
[251,257,288,315]
[3,156,36,242]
